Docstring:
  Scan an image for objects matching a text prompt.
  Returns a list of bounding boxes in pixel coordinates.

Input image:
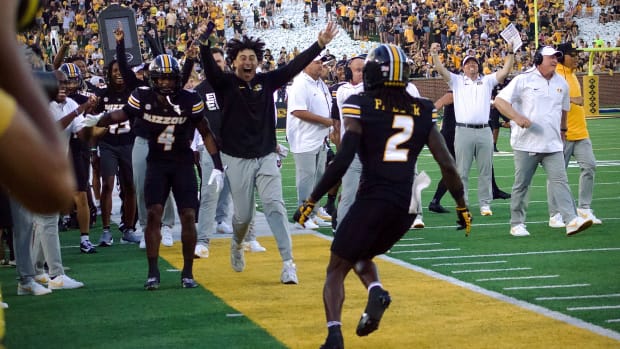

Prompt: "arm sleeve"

[200,44,227,89]
[266,42,323,90]
[116,38,141,90]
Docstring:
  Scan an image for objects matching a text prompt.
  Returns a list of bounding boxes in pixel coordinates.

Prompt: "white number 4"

[383,115,414,162]
[157,125,175,151]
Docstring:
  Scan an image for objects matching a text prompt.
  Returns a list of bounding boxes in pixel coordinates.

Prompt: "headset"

[344,55,366,81]
[533,46,544,66]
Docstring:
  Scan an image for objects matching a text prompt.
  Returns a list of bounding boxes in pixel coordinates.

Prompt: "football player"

[82,54,224,290]
[293,44,472,349]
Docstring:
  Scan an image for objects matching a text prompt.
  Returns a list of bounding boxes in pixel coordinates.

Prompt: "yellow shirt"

[0,89,16,138]
[556,63,589,140]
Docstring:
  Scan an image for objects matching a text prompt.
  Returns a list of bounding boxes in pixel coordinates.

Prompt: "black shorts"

[144,160,197,210]
[99,142,133,180]
[332,199,415,263]
[70,138,91,192]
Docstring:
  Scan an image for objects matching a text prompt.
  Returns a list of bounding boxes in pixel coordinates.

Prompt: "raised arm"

[496,43,515,84]
[430,42,451,83]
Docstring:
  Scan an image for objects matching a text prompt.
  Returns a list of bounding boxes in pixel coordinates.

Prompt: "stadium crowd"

[15,0,620,80]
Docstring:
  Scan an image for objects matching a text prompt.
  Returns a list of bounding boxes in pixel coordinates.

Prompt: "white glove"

[207,168,224,193]
[409,171,431,214]
[81,113,103,127]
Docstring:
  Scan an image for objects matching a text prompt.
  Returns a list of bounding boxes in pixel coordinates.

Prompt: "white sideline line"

[433,260,507,266]
[409,247,620,260]
[477,275,559,282]
[504,284,590,290]
[607,319,620,323]
[395,243,441,247]
[390,248,460,254]
[452,267,531,274]
[310,232,620,341]
[399,237,426,241]
[536,293,620,301]
[568,305,620,311]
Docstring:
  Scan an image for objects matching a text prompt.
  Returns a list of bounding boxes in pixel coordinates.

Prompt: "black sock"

[147,257,159,279]
[182,258,194,279]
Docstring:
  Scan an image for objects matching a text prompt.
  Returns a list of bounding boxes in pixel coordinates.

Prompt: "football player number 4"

[158,125,176,151]
[383,115,413,162]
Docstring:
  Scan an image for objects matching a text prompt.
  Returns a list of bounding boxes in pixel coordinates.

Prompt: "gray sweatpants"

[454,126,493,207]
[547,138,596,215]
[32,213,64,278]
[222,152,292,261]
[511,150,577,227]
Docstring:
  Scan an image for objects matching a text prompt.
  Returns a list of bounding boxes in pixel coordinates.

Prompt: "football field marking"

[433,260,507,266]
[568,305,620,311]
[477,275,559,282]
[408,247,620,260]
[451,267,532,274]
[504,284,591,290]
[536,293,620,301]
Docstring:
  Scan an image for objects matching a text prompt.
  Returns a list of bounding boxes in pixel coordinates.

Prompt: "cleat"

[139,236,146,249]
[566,216,593,236]
[181,278,199,288]
[280,260,298,284]
[99,229,113,247]
[428,200,449,213]
[144,277,160,290]
[243,240,266,252]
[493,190,511,200]
[356,286,391,336]
[161,225,174,246]
[320,327,344,349]
[230,240,245,272]
[48,275,84,290]
[312,215,332,227]
[80,240,97,254]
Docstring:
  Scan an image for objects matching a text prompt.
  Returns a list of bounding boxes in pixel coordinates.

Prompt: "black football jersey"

[341,94,437,209]
[96,87,135,145]
[122,87,206,163]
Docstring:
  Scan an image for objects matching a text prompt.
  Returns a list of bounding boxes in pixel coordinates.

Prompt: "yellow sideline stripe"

[161,235,619,349]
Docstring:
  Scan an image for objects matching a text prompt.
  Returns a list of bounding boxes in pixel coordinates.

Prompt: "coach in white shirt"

[494,46,593,237]
[431,42,514,217]
[286,55,333,228]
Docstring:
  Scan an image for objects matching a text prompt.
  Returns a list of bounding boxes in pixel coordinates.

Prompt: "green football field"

[1,117,618,348]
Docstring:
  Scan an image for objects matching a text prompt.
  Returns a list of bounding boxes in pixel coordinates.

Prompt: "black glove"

[456,207,472,237]
[293,200,315,228]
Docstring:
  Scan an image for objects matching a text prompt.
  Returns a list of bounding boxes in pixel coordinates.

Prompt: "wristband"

[561,128,568,132]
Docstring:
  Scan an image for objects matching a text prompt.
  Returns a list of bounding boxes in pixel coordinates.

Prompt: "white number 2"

[383,115,414,162]
[157,125,176,151]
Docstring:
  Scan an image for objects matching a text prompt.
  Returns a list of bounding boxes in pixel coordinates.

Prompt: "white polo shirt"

[496,68,570,153]
[286,72,332,153]
[449,72,498,124]
[336,81,364,140]
[49,97,84,152]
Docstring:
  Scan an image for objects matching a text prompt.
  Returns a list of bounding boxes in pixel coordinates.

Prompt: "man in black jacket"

[199,21,338,284]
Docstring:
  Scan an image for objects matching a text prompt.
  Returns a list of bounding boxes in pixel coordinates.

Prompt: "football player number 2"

[383,115,413,162]
[158,125,176,151]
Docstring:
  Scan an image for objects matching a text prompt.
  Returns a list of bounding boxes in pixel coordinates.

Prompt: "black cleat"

[428,200,450,213]
[181,278,199,288]
[356,287,391,337]
[144,277,160,291]
[320,326,344,349]
[493,190,511,200]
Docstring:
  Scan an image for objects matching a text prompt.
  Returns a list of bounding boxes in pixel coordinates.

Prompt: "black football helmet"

[59,62,83,95]
[148,54,182,96]
[363,44,409,91]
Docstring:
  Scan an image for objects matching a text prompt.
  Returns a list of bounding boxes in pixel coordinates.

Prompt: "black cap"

[557,42,577,56]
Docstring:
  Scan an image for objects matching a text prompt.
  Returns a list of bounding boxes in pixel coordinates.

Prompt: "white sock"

[80,235,90,243]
